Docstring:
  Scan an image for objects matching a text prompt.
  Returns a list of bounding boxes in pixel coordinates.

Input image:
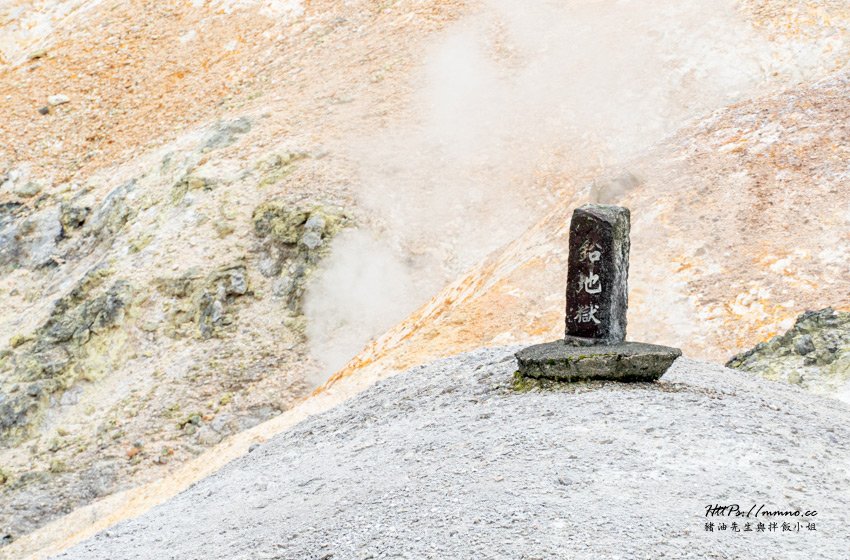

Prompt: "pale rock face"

[0,164,39,198]
[18,207,62,267]
[0,205,62,270]
[0,0,102,67]
[47,93,69,106]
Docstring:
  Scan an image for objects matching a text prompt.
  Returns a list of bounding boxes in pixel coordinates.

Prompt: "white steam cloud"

[303,230,425,375]
[304,0,842,377]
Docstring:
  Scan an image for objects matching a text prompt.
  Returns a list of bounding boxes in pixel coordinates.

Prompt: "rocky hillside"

[0,0,463,549]
[728,308,850,403]
[2,0,850,557]
[54,348,850,559]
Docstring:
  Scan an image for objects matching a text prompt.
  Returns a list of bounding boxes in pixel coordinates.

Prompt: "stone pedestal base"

[515,340,682,382]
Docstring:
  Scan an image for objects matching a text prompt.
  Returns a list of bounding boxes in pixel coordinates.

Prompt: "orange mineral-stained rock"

[323,70,850,392]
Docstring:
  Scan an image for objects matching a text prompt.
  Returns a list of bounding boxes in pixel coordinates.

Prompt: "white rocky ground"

[56,347,850,559]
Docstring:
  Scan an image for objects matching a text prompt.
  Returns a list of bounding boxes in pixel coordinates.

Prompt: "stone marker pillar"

[515,203,681,383]
[565,204,630,345]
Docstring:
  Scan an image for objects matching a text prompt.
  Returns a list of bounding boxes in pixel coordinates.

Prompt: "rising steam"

[304,0,841,377]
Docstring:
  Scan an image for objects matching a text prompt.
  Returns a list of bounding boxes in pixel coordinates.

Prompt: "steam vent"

[515,204,682,381]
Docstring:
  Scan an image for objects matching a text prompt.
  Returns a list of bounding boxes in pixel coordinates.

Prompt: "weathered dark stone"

[59,203,90,233]
[565,204,630,345]
[252,201,348,312]
[516,340,681,382]
[516,203,682,383]
[0,392,39,433]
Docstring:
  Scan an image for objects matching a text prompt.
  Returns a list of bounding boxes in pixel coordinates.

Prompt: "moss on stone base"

[515,340,681,383]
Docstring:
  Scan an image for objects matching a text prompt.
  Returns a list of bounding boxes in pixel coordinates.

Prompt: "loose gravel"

[57,346,850,560]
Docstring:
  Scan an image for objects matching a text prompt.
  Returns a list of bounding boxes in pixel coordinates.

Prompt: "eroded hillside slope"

[0,0,464,548]
[1,0,850,558]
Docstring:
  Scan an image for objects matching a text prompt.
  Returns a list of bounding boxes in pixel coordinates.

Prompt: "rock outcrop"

[727,308,850,402]
[1,268,130,443]
[252,201,348,312]
[0,205,62,271]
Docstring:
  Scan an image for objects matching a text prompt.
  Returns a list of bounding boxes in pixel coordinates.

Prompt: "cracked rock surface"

[58,346,850,560]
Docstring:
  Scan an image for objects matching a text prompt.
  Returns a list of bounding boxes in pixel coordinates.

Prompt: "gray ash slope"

[57,347,850,560]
